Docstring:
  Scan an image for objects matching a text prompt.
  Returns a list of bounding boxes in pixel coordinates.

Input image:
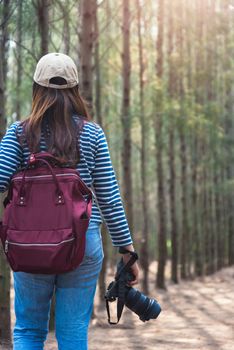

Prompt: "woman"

[0,53,139,350]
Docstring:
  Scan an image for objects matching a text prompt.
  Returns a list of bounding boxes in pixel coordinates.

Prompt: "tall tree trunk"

[183,1,194,278]
[121,0,133,232]
[36,0,50,55]
[192,137,201,276]
[227,85,234,266]
[79,0,95,114]
[0,1,11,345]
[203,165,211,274]
[63,11,70,55]
[221,169,228,266]
[179,128,189,278]
[0,0,9,137]
[214,168,223,270]
[16,0,23,120]
[137,0,149,294]
[194,0,205,277]
[0,247,11,346]
[155,0,167,289]
[204,0,216,275]
[57,0,70,54]
[94,0,101,125]
[178,0,190,280]
[208,178,217,274]
[167,0,178,283]
[222,0,234,267]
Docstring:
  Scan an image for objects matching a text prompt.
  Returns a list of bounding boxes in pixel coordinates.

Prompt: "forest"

[0,0,234,349]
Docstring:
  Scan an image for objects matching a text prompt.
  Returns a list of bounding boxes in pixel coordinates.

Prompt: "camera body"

[105,259,134,301]
[105,253,161,324]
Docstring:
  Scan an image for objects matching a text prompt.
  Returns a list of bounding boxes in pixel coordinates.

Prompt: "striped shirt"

[0,117,133,247]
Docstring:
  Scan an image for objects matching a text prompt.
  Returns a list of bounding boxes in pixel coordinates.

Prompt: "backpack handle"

[18,157,64,205]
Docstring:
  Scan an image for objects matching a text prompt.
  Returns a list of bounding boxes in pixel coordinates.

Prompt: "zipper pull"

[5,240,9,253]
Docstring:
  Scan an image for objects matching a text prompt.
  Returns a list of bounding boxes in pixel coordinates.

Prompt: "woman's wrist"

[119,244,137,263]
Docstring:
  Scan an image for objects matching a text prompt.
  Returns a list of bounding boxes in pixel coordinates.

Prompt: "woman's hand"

[122,257,140,286]
[120,244,140,286]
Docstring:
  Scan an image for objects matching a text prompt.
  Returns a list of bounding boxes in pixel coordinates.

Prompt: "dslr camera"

[105,248,161,324]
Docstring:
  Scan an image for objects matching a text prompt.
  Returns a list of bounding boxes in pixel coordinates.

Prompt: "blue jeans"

[13,221,104,350]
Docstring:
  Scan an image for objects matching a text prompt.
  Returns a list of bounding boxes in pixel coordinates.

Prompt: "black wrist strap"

[118,247,138,259]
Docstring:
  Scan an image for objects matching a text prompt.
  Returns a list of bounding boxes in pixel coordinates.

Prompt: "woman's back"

[0,115,132,247]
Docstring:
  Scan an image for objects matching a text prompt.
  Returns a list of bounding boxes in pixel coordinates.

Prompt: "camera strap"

[105,273,126,325]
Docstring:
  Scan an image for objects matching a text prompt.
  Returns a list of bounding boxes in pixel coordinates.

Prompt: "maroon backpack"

[0,152,93,274]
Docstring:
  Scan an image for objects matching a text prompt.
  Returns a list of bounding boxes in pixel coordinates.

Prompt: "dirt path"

[3,266,233,350]
[44,266,234,350]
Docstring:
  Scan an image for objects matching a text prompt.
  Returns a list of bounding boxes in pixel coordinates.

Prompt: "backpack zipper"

[13,173,79,181]
[5,237,75,253]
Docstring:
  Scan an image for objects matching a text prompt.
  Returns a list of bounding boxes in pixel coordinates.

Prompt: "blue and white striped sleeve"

[0,122,23,192]
[92,125,133,247]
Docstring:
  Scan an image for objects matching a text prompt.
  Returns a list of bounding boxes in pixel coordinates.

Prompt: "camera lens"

[125,288,161,322]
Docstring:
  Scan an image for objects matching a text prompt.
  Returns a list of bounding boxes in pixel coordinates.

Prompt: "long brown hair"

[18,79,91,166]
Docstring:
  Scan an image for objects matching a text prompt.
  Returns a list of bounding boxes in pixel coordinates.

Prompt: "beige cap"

[33,52,79,89]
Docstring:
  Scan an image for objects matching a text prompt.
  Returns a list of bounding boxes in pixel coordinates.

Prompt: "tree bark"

[194,0,206,277]
[222,0,234,267]
[79,0,95,114]
[137,0,149,294]
[120,0,133,233]
[0,1,11,345]
[208,178,217,274]
[94,0,101,125]
[98,227,108,309]
[16,0,23,121]
[214,168,223,270]
[0,0,10,138]
[155,0,167,289]
[57,0,70,55]
[36,0,50,55]
[167,0,178,283]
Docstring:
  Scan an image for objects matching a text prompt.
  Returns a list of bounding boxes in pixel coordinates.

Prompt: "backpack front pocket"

[5,228,75,274]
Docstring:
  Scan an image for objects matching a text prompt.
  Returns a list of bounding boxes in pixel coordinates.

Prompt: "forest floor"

[4,264,234,350]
